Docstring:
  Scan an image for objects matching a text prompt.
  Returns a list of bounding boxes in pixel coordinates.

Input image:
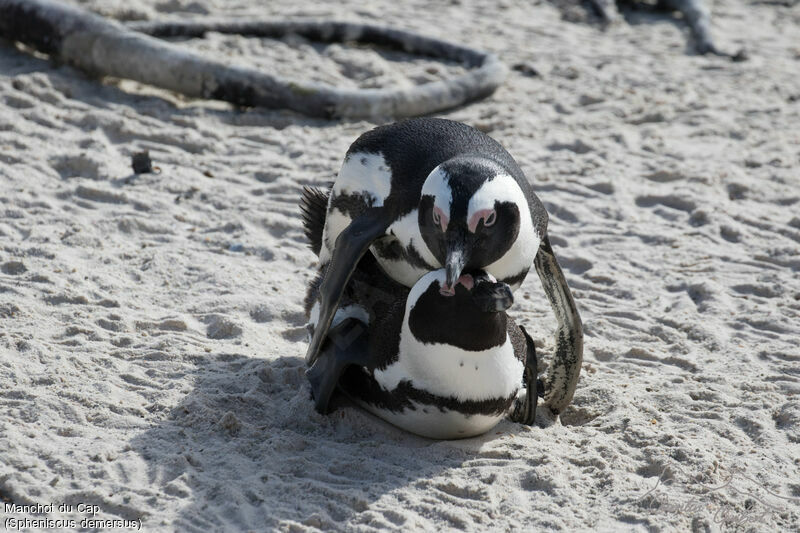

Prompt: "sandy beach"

[1,0,799,530]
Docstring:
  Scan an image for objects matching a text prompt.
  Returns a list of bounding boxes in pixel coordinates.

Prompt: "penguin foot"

[510,388,537,425]
[511,324,539,425]
[306,357,337,414]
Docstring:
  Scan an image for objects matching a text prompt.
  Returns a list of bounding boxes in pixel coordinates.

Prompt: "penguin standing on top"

[306,118,583,414]
[301,187,540,437]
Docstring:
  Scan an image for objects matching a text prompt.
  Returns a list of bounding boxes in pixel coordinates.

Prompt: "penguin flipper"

[306,317,370,414]
[510,325,538,425]
[305,207,392,365]
[534,235,584,414]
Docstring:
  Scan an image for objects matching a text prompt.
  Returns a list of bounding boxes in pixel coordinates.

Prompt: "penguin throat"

[408,283,507,351]
[439,273,474,296]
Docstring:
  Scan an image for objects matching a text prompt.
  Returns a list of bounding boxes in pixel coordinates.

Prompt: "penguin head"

[418,157,524,291]
[407,270,513,314]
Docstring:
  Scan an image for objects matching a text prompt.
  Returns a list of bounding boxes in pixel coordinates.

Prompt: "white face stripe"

[467,172,525,225]
[421,166,452,228]
[406,270,447,306]
[469,173,540,283]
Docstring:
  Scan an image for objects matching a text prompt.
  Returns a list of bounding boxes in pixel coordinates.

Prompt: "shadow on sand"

[128,351,525,530]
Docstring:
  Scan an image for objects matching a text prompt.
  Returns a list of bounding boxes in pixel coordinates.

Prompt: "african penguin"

[339,270,537,439]
[306,118,583,414]
[302,186,540,438]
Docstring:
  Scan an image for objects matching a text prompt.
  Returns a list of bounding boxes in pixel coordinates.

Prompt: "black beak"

[444,228,469,290]
[445,250,465,290]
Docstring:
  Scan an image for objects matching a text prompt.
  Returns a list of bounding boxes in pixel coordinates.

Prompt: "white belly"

[359,325,523,438]
[375,324,524,402]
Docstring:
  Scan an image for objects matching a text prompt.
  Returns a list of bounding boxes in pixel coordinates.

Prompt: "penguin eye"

[484,211,497,227]
[432,209,441,226]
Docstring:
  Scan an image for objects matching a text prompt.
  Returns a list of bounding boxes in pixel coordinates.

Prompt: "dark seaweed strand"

[339,369,515,416]
[128,20,487,67]
[0,0,73,54]
[2,1,505,119]
[126,19,506,117]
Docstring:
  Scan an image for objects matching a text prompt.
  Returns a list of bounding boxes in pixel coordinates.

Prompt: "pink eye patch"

[468,209,496,233]
[432,206,449,232]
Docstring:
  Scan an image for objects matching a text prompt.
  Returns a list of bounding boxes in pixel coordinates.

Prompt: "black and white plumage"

[341,270,536,439]
[306,118,582,414]
[302,186,539,438]
[317,118,546,290]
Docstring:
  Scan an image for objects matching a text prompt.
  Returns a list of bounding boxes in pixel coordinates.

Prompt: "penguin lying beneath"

[302,186,540,438]
[306,118,582,414]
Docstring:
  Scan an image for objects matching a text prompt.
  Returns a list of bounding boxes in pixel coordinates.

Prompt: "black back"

[347,118,548,236]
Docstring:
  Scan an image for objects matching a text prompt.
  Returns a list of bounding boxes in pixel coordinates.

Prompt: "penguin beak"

[443,229,469,293]
[445,251,465,291]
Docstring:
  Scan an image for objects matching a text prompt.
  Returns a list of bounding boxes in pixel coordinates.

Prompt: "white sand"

[1,0,799,531]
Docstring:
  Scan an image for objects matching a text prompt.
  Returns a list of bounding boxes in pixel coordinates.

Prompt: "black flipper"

[534,235,584,414]
[300,186,330,257]
[511,325,538,425]
[305,207,393,365]
[305,317,371,414]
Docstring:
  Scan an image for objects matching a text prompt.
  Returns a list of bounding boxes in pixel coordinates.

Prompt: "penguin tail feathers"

[300,185,330,257]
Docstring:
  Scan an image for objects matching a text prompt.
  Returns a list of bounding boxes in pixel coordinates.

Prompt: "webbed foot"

[510,325,539,425]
